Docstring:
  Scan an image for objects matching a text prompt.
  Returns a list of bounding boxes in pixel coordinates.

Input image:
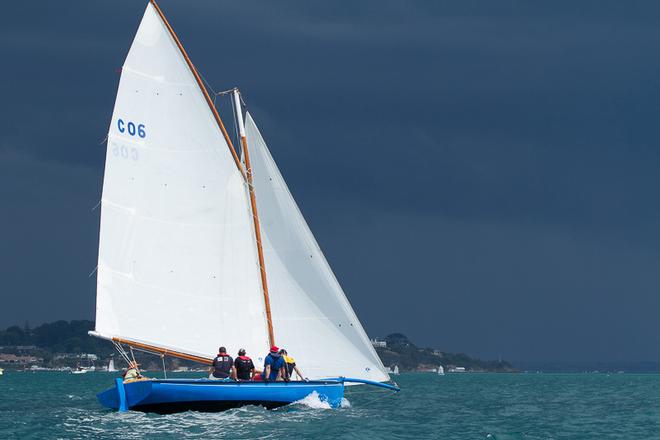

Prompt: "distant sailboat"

[108,358,117,373]
[389,365,400,375]
[0,367,4,376]
[437,365,445,375]
[89,0,398,413]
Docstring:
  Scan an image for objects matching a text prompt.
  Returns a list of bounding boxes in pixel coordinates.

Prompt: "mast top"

[233,89,247,138]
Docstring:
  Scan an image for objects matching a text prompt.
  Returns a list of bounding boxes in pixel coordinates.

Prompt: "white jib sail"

[94,4,269,360]
[244,113,390,382]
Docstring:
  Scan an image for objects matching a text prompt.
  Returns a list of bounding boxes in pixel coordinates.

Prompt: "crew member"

[123,361,142,383]
[263,345,285,382]
[234,348,255,381]
[209,346,234,380]
[280,349,305,381]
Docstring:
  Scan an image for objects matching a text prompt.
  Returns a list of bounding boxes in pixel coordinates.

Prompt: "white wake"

[293,391,350,410]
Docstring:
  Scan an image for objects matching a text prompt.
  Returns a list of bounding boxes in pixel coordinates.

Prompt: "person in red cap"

[263,345,285,382]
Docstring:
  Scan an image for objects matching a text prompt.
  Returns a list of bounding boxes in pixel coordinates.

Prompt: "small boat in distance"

[0,367,4,375]
[72,355,96,374]
[389,365,400,375]
[89,0,398,413]
[437,365,445,375]
[108,358,118,373]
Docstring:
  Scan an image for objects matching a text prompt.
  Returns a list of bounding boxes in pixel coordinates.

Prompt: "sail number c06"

[117,119,146,138]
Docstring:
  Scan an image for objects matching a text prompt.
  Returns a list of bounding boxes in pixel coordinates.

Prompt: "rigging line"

[214,87,238,96]
[88,266,98,278]
[125,343,189,372]
[129,346,138,372]
[113,341,132,365]
[197,70,217,96]
[129,345,165,357]
[351,388,398,408]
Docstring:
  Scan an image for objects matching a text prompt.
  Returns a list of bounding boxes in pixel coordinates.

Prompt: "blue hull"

[98,378,345,413]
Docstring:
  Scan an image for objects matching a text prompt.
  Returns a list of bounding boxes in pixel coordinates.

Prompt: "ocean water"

[1,371,659,439]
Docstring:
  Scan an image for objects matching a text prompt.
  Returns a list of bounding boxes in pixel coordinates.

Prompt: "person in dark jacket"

[234,348,256,381]
[209,346,234,380]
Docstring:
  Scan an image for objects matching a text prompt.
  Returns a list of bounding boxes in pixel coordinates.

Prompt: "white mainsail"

[93,4,269,360]
[244,113,390,382]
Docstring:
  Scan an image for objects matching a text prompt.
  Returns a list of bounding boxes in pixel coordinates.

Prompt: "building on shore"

[0,354,42,364]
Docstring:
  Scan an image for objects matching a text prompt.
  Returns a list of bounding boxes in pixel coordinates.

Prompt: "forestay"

[94,4,269,360]
[244,113,390,382]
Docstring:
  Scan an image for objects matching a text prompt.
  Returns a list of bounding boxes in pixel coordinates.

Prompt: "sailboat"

[108,358,117,373]
[89,1,398,413]
[437,365,445,375]
[389,365,400,375]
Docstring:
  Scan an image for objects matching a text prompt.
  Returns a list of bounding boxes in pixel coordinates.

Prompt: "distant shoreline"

[3,320,652,374]
[511,360,660,374]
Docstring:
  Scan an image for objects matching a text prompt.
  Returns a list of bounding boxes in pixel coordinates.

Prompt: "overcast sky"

[2,1,660,362]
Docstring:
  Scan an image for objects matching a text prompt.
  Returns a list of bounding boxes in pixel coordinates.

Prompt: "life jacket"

[212,354,233,378]
[234,355,254,380]
[283,355,296,378]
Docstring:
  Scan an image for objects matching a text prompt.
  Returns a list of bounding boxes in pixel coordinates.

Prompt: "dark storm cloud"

[2,0,660,362]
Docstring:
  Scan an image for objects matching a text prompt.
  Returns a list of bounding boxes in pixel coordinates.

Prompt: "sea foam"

[293,391,349,410]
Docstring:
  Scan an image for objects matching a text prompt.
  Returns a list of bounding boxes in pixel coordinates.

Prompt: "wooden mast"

[149,0,245,178]
[233,89,276,347]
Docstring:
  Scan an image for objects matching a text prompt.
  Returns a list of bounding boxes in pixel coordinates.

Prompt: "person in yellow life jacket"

[279,349,305,381]
[122,361,143,383]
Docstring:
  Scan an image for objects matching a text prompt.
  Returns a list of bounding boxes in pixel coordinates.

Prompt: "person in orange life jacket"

[263,345,286,382]
[234,348,256,381]
[209,346,234,380]
[279,349,305,381]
